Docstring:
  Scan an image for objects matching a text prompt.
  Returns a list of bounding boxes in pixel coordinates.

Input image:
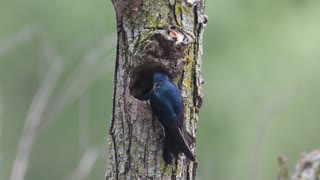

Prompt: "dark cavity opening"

[129,64,169,101]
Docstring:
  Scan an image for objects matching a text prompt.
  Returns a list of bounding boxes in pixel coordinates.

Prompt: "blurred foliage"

[1,0,320,180]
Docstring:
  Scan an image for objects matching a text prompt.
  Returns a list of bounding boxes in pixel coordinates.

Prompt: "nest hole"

[129,64,170,101]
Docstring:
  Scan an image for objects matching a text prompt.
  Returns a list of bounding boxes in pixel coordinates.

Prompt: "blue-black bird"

[149,71,195,164]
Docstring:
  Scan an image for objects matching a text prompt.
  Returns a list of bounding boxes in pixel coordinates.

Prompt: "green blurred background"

[1,0,320,180]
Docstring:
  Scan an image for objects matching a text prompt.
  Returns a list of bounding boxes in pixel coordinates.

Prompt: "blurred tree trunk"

[106,0,206,179]
[277,150,320,180]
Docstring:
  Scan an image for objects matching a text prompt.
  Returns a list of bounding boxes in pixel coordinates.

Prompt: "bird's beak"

[153,83,159,90]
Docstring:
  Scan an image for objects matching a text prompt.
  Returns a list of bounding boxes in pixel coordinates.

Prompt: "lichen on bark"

[291,150,320,180]
[106,0,206,179]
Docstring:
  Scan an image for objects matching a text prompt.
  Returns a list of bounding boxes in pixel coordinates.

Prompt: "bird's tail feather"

[162,134,179,164]
[177,128,196,161]
[163,128,195,163]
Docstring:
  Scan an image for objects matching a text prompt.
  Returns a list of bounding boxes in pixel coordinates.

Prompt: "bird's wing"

[171,84,195,144]
[159,113,181,129]
[150,89,181,128]
[172,83,184,127]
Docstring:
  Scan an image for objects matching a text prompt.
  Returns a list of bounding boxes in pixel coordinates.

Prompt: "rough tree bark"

[106,0,206,179]
[277,150,320,180]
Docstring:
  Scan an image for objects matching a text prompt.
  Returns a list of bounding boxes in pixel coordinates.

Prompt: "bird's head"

[153,71,169,89]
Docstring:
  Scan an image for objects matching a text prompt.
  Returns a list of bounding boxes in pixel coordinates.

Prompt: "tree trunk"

[291,150,320,180]
[106,0,206,179]
[277,150,320,180]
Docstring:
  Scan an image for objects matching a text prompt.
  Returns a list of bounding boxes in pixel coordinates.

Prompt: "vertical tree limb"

[106,0,206,179]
